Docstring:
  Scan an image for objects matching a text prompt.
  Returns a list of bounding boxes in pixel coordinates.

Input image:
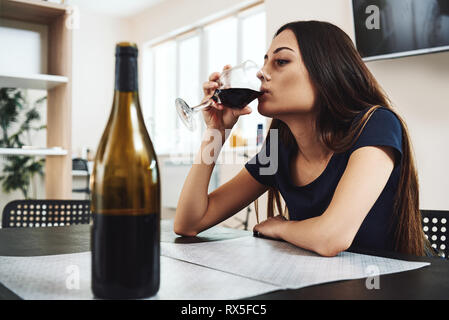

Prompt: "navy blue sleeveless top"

[245,107,403,252]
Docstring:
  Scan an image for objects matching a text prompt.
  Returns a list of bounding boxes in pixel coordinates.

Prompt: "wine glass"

[175,60,263,131]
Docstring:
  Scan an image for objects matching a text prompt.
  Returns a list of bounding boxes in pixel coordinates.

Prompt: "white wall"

[265,0,354,44]
[367,52,449,210]
[129,0,260,46]
[72,10,133,157]
[0,19,48,74]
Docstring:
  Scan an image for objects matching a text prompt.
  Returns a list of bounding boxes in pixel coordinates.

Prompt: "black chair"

[421,210,448,259]
[72,158,90,199]
[2,199,92,228]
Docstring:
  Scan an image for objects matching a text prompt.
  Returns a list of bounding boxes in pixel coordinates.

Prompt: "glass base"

[175,98,196,131]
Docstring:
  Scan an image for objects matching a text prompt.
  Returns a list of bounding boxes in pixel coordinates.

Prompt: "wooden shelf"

[0,72,68,90]
[0,0,67,24]
[0,0,73,199]
[0,147,67,156]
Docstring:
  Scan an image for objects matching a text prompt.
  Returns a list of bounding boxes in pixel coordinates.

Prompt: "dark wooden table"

[0,220,448,300]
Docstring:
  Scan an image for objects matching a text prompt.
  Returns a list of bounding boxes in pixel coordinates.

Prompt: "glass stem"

[191,98,214,112]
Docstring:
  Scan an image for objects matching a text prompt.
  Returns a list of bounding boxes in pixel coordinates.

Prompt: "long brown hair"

[255,21,428,256]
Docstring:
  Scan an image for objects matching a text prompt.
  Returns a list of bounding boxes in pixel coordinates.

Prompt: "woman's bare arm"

[175,64,263,236]
[254,146,396,256]
[174,130,268,236]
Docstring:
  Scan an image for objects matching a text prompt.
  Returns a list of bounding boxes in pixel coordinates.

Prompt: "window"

[206,17,238,74]
[144,4,266,155]
[152,41,176,154]
[176,32,202,153]
[238,9,267,142]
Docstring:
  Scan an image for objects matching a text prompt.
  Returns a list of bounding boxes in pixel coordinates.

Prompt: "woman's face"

[258,29,317,118]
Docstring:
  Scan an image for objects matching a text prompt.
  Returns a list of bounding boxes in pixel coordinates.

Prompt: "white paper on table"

[161,236,431,290]
[0,252,280,300]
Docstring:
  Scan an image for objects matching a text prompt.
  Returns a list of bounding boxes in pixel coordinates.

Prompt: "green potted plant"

[0,88,47,199]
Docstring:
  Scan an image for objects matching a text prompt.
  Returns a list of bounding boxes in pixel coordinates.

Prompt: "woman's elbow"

[315,235,352,257]
[173,220,198,237]
[174,229,198,237]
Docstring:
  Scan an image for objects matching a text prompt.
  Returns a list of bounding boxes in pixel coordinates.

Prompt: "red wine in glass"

[175,60,264,131]
[212,88,263,109]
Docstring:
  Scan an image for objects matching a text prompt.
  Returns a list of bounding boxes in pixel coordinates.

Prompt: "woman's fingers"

[232,106,252,116]
[201,82,222,111]
[209,72,221,81]
[214,103,224,110]
[202,71,220,97]
[241,106,252,114]
[205,65,230,92]
[202,81,219,101]
[203,65,234,112]
[203,81,218,92]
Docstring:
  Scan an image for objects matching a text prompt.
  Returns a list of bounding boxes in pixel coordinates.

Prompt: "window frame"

[145,3,266,155]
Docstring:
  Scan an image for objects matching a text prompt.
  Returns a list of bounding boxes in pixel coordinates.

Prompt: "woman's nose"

[257,68,271,81]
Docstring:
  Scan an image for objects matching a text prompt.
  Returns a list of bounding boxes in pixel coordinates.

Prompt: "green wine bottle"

[91,42,160,299]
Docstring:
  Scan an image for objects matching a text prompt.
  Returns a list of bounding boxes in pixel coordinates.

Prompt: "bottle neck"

[111,52,144,129]
[115,55,138,92]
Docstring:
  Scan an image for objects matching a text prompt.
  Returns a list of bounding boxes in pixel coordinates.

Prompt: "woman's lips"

[258,92,268,100]
[259,88,270,97]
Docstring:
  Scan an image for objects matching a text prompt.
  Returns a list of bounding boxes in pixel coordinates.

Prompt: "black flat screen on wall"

[352,0,449,61]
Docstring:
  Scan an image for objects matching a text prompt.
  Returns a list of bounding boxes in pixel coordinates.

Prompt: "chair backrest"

[72,158,89,171]
[421,210,448,259]
[2,199,91,228]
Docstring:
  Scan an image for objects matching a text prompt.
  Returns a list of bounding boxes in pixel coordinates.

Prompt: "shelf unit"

[0,0,72,199]
[0,147,68,156]
[0,72,68,90]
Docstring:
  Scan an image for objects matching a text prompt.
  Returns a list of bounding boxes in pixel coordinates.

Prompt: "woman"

[174,20,428,257]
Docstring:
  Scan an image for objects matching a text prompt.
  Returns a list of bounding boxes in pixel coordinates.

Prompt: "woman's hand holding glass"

[175,60,263,132]
[201,65,253,134]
